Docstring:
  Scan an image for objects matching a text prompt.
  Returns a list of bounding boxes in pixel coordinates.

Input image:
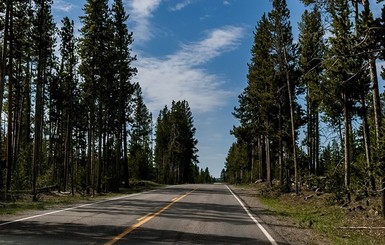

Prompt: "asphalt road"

[0,184,283,244]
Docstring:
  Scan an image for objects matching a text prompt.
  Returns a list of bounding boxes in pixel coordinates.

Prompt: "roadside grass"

[0,180,163,216]
[253,185,385,245]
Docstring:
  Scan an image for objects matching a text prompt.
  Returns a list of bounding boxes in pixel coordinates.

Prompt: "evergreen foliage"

[1,0,385,219]
[0,0,199,199]
[129,85,153,181]
[154,100,202,184]
[227,0,385,217]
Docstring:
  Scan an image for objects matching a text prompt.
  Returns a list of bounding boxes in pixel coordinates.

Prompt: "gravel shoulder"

[230,185,332,245]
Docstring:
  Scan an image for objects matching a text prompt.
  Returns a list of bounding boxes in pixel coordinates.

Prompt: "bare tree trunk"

[343,92,351,203]
[0,0,11,197]
[360,94,374,191]
[257,136,264,180]
[97,103,102,193]
[265,135,271,188]
[32,3,46,201]
[123,121,129,187]
[278,104,284,186]
[251,145,254,183]
[307,86,313,173]
[6,3,14,196]
[284,48,298,194]
[87,101,94,195]
[315,109,319,174]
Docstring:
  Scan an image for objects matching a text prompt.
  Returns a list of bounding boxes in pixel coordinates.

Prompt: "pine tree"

[268,0,301,193]
[111,0,136,188]
[0,0,7,197]
[322,0,366,202]
[129,86,153,180]
[31,0,57,200]
[10,0,34,191]
[224,141,250,184]
[233,13,275,187]
[58,17,77,193]
[154,101,198,184]
[154,106,171,183]
[4,0,14,196]
[298,5,324,175]
[78,0,110,195]
[374,1,385,218]
[354,0,378,191]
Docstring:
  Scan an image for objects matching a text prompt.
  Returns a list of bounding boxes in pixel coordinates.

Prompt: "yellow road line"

[136,212,153,221]
[105,189,195,245]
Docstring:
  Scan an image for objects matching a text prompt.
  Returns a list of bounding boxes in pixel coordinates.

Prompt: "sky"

[51,0,384,178]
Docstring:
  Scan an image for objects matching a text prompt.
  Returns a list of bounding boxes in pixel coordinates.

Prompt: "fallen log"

[338,227,385,229]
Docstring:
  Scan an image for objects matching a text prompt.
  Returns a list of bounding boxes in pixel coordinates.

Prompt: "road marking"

[0,192,146,227]
[105,189,195,245]
[226,185,278,245]
[136,212,153,221]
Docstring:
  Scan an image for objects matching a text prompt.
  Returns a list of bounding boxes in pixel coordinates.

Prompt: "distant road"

[0,184,284,244]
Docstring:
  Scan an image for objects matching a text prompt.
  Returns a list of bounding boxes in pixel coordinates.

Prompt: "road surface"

[0,184,286,244]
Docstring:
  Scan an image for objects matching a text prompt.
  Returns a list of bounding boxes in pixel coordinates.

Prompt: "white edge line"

[226,185,278,245]
[0,191,149,227]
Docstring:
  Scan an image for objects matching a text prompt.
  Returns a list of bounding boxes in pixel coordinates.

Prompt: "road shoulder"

[229,185,331,245]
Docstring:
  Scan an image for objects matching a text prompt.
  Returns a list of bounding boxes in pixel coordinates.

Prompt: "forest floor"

[0,180,161,215]
[230,183,385,245]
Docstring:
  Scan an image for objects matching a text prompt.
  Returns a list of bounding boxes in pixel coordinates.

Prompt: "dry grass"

[248,183,385,245]
[0,180,162,215]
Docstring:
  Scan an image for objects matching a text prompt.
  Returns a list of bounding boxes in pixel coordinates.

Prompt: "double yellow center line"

[105,189,196,245]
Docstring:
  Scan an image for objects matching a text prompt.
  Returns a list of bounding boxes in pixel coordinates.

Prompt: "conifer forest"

[3,0,385,220]
[0,0,211,201]
[225,0,385,218]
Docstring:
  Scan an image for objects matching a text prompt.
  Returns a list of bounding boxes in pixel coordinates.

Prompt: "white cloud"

[171,26,243,66]
[135,26,244,114]
[223,1,231,5]
[170,0,193,11]
[52,0,75,12]
[128,0,162,42]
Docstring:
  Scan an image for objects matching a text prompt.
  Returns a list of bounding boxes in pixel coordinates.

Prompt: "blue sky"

[51,0,384,178]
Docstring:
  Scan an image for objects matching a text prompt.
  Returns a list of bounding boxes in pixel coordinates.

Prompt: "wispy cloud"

[223,1,231,5]
[135,26,244,114]
[170,0,193,11]
[52,0,75,12]
[128,0,162,42]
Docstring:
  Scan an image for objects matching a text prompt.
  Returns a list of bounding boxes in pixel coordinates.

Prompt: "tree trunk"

[278,104,284,186]
[87,99,95,195]
[0,0,11,198]
[32,1,47,201]
[307,85,313,173]
[257,136,265,180]
[123,121,129,187]
[265,135,271,188]
[6,3,14,196]
[283,47,298,194]
[361,0,384,216]
[314,108,319,175]
[97,103,102,193]
[360,94,374,190]
[343,92,351,203]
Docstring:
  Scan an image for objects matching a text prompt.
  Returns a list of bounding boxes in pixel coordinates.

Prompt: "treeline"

[0,0,210,200]
[155,100,212,184]
[224,0,385,217]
